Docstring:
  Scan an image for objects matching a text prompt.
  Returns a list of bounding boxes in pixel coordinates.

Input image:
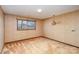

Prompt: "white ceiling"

[1,5,79,19]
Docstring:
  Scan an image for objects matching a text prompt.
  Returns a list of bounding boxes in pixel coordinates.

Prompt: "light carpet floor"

[2,37,79,54]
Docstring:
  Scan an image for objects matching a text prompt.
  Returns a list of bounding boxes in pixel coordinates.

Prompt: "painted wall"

[0,7,4,52]
[5,10,79,47]
[5,15,43,42]
[43,10,79,47]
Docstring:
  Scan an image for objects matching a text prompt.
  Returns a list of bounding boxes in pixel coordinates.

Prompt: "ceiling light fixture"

[37,9,42,13]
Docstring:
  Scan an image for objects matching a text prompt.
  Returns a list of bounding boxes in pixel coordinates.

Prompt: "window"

[17,19,36,30]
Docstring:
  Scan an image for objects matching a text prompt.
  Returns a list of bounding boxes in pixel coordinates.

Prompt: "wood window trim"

[17,19,36,30]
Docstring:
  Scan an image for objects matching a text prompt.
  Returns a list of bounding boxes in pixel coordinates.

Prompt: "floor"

[2,37,79,54]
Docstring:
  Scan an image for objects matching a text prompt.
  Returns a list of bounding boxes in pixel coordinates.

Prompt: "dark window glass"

[17,19,36,30]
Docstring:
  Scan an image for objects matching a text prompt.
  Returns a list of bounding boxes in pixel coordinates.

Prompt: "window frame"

[17,19,36,30]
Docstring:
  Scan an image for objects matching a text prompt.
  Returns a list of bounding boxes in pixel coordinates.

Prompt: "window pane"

[17,20,36,30]
[27,21,36,29]
[22,21,27,29]
[17,20,22,30]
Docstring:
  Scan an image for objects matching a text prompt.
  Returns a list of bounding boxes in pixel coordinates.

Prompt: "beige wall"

[0,7,4,52]
[5,10,79,47]
[5,15,43,42]
[43,10,79,47]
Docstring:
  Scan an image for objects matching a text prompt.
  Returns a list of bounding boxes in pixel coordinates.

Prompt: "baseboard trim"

[5,36,79,48]
[5,36,43,44]
[42,36,79,48]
